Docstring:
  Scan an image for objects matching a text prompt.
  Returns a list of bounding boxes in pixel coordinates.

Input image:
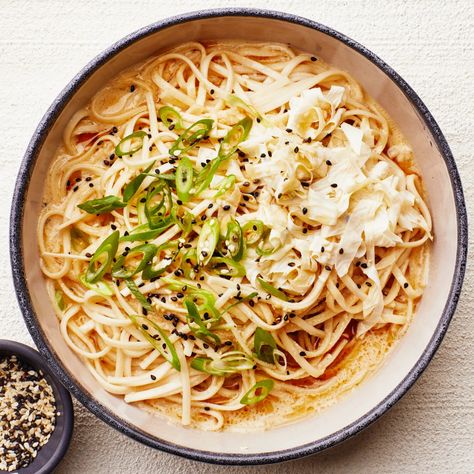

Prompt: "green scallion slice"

[142,242,177,280]
[169,118,213,157]
[197,218,219,266]
[112,243,157,279]
[125,279,152,310]
[240,379,274,405]
[78,196,126,215]
[85,231,119,283]
[257,277,289,301]
[242,220,265,245]
[123,162,154,202]
[158,106,183,130]
[191,351,254,376]
[185,299,220,346]
[208,257,246,278]
[80,274,114,296]
[55,290,66,310]
[213,175,236,199]
[128,314,180,371]
[253,327,276,364]
[175,156,194,203]
[115,131,147,157]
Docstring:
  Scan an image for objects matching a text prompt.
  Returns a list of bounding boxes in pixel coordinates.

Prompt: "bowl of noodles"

[10,8,467,465]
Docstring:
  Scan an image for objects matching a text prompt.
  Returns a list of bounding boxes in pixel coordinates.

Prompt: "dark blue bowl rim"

[9,7,468,466]
[0,340,74,473]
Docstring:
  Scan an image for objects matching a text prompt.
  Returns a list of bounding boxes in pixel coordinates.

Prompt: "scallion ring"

[158,106,183,130]
[197,218,219,266]
[112,243,157,279]
[169,118,213,157]
[85,231,119,283]
[242,220,265,245]
[128,314,180,371]
[115,131,147,157]
[253,327,276,364]
[208,257,246,278]
[175,157,194,202]
[257,277,289,301]
[240,379,274,405]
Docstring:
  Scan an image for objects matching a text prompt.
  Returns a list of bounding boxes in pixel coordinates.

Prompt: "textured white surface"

[1,1,473,472]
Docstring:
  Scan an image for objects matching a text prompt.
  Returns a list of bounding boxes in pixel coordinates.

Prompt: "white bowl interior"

[20,16,457,454]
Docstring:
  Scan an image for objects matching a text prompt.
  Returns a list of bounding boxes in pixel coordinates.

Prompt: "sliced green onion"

[193,117,252,195]
[115,131,147,157]
[158,106,183,130]
[112,243,157,279]
[169,119,213,157]
[78,196,126,215]
[240,379,274,405]
[71,227,88,251]
[256,238,280,257]
[197,218,219,265]
[184,300,220,346]
[55,290,65,310]
[80,274,114,296]
[145,180,173,229]
[175,157,194,202]
[242,220,265,245]
[224,219,243,261]
[253,327,276,363]
[128,314,180,371]
[123,162,154,202]
[142,243,177,280]
[162,277,220,320]
[85,231,119,283]
[120,222,171,242]
[191,351,254,376]
[214,175,236,199]
[172,207,194,235]
[208,257,246,278]
[125,279,152,310]
[221,292,258,314]
[218,117,253,160]
[226,95,265,123]
[257,277,289,301]
[181,248,198,279]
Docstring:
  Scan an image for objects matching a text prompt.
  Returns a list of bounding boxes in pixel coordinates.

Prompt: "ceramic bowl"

[0,340,74,473]
[9,8,467,465]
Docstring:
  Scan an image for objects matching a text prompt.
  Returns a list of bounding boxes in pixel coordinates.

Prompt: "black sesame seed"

[404,282,409,288]
[331,183,338,188]
[326,160,332,166]
[302,207,308,215]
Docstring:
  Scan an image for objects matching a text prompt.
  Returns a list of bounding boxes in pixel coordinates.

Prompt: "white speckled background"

[1,1,473,472]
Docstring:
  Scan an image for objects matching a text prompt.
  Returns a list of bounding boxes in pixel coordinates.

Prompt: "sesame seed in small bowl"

[0,340,73,473]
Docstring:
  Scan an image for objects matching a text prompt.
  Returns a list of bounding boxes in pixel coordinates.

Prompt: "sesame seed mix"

[0,355,57,472]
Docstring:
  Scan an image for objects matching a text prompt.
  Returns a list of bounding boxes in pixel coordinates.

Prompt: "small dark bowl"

[0,340,74,474]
